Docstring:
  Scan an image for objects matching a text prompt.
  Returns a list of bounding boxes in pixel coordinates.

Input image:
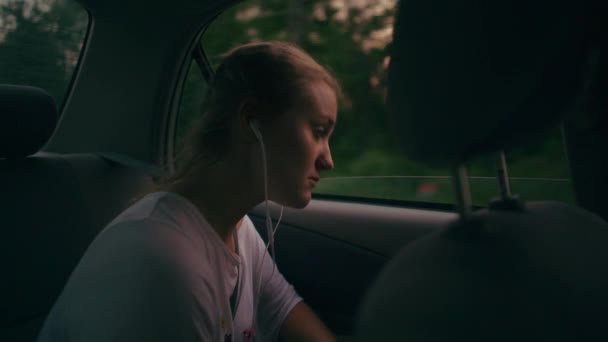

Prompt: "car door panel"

[250,198,456,335]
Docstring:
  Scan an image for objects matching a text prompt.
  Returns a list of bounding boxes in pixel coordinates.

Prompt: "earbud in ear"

[249,120,263,142]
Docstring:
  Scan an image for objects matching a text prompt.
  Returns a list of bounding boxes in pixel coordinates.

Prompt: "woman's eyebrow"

[319,117,335,127]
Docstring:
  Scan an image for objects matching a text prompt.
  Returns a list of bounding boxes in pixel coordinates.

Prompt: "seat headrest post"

[489,151,526,211]
[496,152,511,199]
[451,164,472,220]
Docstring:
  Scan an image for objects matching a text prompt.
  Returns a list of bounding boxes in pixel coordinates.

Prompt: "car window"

[0,0,89,108]
[177,0,574,207]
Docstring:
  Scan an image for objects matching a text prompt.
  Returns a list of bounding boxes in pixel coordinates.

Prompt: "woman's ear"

[237,97,260,141]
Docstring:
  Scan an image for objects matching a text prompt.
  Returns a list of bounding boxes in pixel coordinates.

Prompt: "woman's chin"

[282,192,312,209]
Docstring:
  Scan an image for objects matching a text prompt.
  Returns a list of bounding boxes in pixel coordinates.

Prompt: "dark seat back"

[357,202,608,341]
[355,0,608,340]
[0,85,153,341]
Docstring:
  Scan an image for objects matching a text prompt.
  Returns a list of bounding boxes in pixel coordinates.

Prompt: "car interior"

[1,0,606,341]
[355,1,608,340]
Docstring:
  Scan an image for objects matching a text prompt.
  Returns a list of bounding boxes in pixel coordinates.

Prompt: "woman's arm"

[278,301,336,342]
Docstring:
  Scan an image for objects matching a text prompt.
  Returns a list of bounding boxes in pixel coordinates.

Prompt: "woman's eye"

[314,127,327,138]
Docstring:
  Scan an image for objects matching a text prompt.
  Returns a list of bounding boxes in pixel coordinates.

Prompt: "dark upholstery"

[355,0,608,340]
[0,85,58,159]
[356,202,608,341]
[386,0,590,165]
[0,153,152,341]
[0,85,154,341]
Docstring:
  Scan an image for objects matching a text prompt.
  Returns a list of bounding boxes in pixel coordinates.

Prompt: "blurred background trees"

[0,0,572,204]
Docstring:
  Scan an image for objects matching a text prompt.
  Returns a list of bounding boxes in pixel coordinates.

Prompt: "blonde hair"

[165,41,341,186]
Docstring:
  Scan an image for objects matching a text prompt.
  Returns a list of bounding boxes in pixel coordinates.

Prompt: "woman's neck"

[169,160,259,250]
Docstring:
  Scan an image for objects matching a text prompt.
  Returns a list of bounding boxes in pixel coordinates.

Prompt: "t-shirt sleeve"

[59,220,218,342]
[245,217,303,342]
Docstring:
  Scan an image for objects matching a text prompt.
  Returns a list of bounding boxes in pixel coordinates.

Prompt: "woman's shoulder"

[86,192,217,273]
[237,215,271,257]
[57,219,219,342]
[69,213,220,312]
[107,191,210,239]
[238,215,259,239]
[109,191,184,224]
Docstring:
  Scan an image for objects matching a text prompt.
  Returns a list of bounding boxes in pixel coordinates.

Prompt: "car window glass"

[0,0,89,108]
[181,0,574,206]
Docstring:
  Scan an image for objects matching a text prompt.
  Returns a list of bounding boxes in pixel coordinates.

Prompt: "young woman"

[38,41,340,342]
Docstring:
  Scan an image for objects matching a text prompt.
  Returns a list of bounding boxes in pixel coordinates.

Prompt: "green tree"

[202,1,400,173]
[199,0,573,204]
[0,0,87,103]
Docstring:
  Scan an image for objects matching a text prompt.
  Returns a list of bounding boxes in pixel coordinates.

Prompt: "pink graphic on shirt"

[242,328,255,342]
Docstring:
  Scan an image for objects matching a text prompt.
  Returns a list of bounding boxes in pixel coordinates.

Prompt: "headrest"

[388,0,592,166]
[0,84,58,158]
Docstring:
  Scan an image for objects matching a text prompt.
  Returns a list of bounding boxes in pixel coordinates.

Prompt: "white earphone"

[249,119,263,142]
[249,119,281,258]
[249,119,284,332]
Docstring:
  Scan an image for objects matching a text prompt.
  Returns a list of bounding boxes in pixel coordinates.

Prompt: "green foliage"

[0,0,87,103]
[200,0,399,165]
[197,0,573,204]
[0,0,573,205]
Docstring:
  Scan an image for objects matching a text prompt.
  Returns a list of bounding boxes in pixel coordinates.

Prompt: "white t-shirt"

[37,192,302,342]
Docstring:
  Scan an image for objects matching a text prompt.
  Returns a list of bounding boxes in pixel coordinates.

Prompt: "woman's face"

[263,80,338,208]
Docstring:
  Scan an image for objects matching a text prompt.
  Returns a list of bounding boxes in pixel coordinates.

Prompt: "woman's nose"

[315,148,334,171]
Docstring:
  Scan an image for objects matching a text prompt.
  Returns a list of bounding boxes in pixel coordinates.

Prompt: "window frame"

[169,3,575,211]
[164,20,217,173]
